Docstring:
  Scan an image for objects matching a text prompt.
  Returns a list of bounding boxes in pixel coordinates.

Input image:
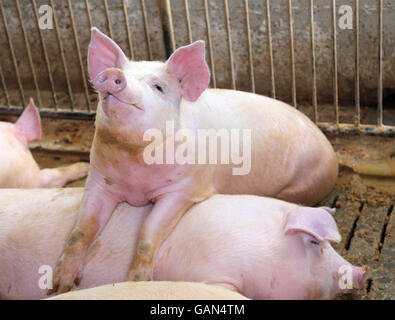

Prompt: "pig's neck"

[91,121,149,165]
[90,114,202,204]
[7,124,29,149]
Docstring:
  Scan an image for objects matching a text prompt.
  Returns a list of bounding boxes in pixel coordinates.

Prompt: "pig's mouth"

[102,93,143,111]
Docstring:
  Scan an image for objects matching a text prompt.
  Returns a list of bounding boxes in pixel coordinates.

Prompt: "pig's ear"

[284,207,341,243]
[88,27,129,81]
[15,98,41,142]
[166,40,210,102]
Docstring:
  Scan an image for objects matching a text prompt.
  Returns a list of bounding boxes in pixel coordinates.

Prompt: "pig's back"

[192,89,337,203]
[0,188,83,299]
[48,281,249,300]
[199,89,319,134]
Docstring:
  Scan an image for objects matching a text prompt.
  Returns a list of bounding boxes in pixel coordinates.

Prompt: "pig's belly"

[92,155,191,205]
[212,156,294,197]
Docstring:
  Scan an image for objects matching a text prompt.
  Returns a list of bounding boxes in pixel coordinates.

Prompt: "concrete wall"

[0,0,394,110]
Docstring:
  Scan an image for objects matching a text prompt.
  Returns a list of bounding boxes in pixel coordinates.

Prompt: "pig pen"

[0,0,394,300]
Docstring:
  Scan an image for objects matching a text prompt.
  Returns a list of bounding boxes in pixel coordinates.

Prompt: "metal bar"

[159,0,176,57]
[15,0,42,109]
[0,107,96,121]
[122,0,135,59]
[85,0,93,30]
[0,1,25,106]
[184,0,193,43]
[103,0,113,38]
[1,106,393,136]
[204,0,216,88]
[244,0,255,93]
[140,0,152,60]
[354,0,360,126]
[309,0,318,122]
[32,0,58,110]
[67,0,92,112]
[288,0,296,107]
[377,0,383,126]
[266,0,275,98]
[0,64,10,106]
[318,122,394,137]
[165,0,176,52]
[332,0,339,124]
[50,0,75,111]
[224,0,236,90]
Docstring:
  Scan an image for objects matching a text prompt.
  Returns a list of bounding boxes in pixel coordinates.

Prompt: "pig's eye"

[154,84,163,93]
[310,239,320,245]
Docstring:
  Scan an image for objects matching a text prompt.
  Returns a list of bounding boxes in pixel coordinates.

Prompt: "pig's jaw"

[100,94,142,114]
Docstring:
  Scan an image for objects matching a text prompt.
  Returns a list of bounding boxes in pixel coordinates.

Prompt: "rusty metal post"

[0,1,25,106]
[158,0,176,58]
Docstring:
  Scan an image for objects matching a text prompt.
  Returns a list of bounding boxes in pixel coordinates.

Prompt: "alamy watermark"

[36,4,355,31]
[338,5,353,30]
[337,265,355,290]
[38,5,53,30]
[142,121,252,176]
[38,265,53,290]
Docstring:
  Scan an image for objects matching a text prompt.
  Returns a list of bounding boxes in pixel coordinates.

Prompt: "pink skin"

[157,198,365,300]
[93,68,128,101]
[0,99,89,188]
[0,189,364,300]
[47,282,249,300]
[51,27,338,294]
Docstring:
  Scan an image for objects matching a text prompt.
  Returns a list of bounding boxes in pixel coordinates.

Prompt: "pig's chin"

[101,94,142,113]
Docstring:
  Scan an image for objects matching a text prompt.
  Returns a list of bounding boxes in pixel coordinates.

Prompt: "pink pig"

[51,28,338,293]
[47,281,248,300]
[0,189,363,300]
[0,99,89,188]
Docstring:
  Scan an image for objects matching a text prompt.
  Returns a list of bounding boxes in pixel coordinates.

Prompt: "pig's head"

[275,206,365,299]
[12,98,41,147]
[88,27,210,145]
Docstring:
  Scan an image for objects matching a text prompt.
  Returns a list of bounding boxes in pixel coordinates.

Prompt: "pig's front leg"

[127,194,194,281]
[39,162,90,188]
[48,177,118,295]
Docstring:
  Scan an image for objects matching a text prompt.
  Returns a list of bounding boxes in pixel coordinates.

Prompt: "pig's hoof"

[127,266,153,282]
[48,253,84,295]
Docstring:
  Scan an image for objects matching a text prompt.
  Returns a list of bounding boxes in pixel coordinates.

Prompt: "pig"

[0,189,364,300]
[0,99,89,188]
[47,281,248,300]
[51,27,338,293]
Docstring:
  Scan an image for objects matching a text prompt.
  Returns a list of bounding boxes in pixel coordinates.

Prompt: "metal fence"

[0,0,393,135]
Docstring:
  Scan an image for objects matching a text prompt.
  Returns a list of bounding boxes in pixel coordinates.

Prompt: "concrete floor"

[317,168,394,300]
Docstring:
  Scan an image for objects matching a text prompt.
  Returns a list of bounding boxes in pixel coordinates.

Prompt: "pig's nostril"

[114,79,121,85]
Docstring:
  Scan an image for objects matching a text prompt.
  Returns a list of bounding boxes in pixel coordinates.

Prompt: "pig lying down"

[52,27,338,292]
[47,281,248,300]
[0,189,364,300]
[0,99,89,188]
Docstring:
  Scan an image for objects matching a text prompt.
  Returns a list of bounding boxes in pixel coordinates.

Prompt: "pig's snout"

[352,266,365,290]
[94,68,126,95]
